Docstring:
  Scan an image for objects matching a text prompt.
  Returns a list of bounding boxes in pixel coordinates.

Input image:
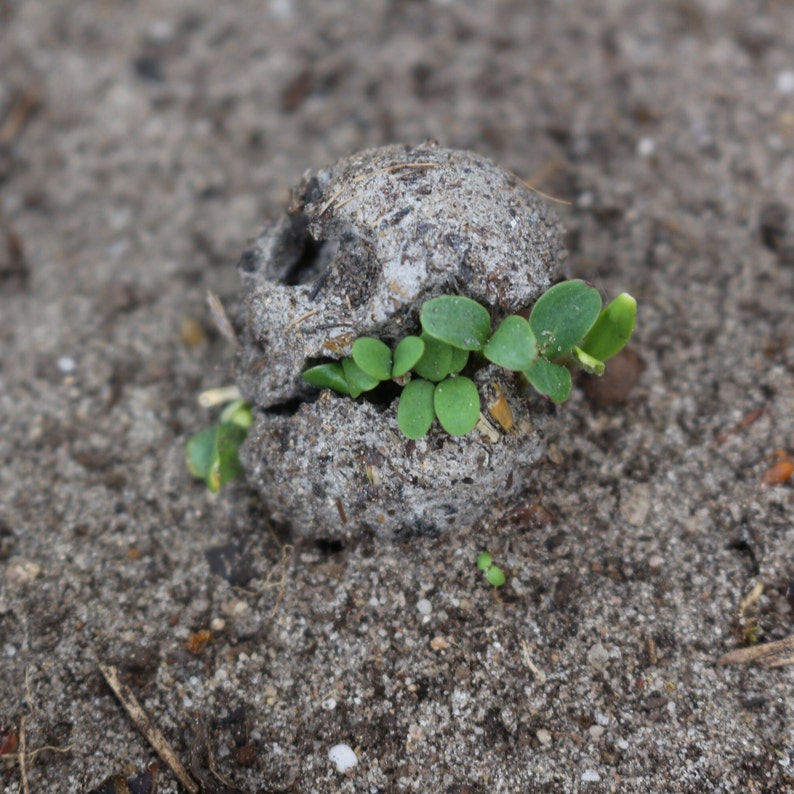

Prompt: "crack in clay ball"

[235,141,566,540]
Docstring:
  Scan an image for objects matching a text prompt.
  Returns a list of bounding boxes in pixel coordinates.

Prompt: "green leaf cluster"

[186,398,252,492]
[476,551,506,588]
[302,282,637,439]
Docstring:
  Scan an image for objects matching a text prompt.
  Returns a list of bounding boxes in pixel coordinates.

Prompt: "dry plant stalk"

[717,635,794,669]
[98,662,199,794]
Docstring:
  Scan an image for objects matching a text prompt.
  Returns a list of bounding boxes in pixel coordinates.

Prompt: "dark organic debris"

[85,764,158,794]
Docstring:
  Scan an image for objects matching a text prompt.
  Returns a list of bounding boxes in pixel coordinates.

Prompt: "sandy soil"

[1,1,793,792]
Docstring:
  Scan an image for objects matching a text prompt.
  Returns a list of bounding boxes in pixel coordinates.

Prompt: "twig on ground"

[718,635,794,668]
[98,662,200,794]
[207,290,239,348]
[18,716,27,794]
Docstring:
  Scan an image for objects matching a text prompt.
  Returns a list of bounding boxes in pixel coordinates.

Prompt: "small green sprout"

[477,551,506,588]
[303,362,351,395]
[523,357,572,403]
[186,396,252,492]
[420,295,492,351]
[579,292,637,363]
[413,333,454,382]
[341,357,379,398]
[483,315,537,371]
[433,376,480,435]
[485,566,507,588]
[392,335,425,378]
[528,279,602,358]
[301,279,637,439]
[397,378,436,439]
[352,337,392,381]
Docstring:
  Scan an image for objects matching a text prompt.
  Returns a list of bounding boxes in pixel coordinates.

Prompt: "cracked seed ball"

[234,141,566,540]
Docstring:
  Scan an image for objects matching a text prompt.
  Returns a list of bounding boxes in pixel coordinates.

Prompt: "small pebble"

[582,769,601,782]
[6,559,41,585]
[180,317,206,348]
[536,729,553,745]
[648,554,665,571]
[589,725,605,739]
[619,483,651,527]
[587,642,609,669]
[776,70,794,94]
[416,598,432,616]
[328,743,358,773]
[637,137,656,157]
[232,600,249,616]
[57,356,76,374]
[547,443,564,465]
[430,635,449,651]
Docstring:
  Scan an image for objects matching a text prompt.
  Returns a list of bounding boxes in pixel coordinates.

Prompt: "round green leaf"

[420,295,492,351]
[529,280,602,357]
[342,357,380,398]
[579,292,637,362]
[449,345,470,374]
[523,359,572,403]
[476,552,492,571]
[433,376,480,436]
[352,337,392,381]
[485,565,506,588]
[397,378,436,439]
[208,423,247,492]
[186,426,217,480]
[303,363,351,395]
[483,315,538,371]
[392,335,425,378]
[413,333,453,382]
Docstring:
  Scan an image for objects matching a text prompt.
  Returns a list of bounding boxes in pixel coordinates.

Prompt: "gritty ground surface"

[1,1,793,793]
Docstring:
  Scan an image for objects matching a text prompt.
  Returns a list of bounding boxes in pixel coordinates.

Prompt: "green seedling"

[477,551,506,588]
[352,337,392,381]
[483,315,537,371]
[523,358,572,403]
[392,335,425,378]
[485,566,507,588]
[342,357,380,398]
[420,295,492,351]
[397,378,436,440]
[433,376,480,435]
[414,333,454,382]
[300,279,637,439]
[529,279,603,358]
[219,397,253,429]
[303,362,351,395]
[579,292,637,362]
[186,397,252,492]
[448,345,470,374]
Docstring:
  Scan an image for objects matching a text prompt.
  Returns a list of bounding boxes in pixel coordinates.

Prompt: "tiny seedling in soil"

[186,397,252,492]
[303,280,637,439]
[187,281,637,491]
[477,551,507,588]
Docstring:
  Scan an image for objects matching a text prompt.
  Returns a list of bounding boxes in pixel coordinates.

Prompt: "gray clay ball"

[235,141,566,540]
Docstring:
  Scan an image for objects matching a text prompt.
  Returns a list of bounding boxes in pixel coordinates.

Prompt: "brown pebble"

[582,347,646,408]
[180,317,207,348]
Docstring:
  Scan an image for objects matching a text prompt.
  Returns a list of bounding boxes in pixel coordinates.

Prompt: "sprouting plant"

[186,396,252,492]
[476,551,506,588]
[303,280,637,439]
